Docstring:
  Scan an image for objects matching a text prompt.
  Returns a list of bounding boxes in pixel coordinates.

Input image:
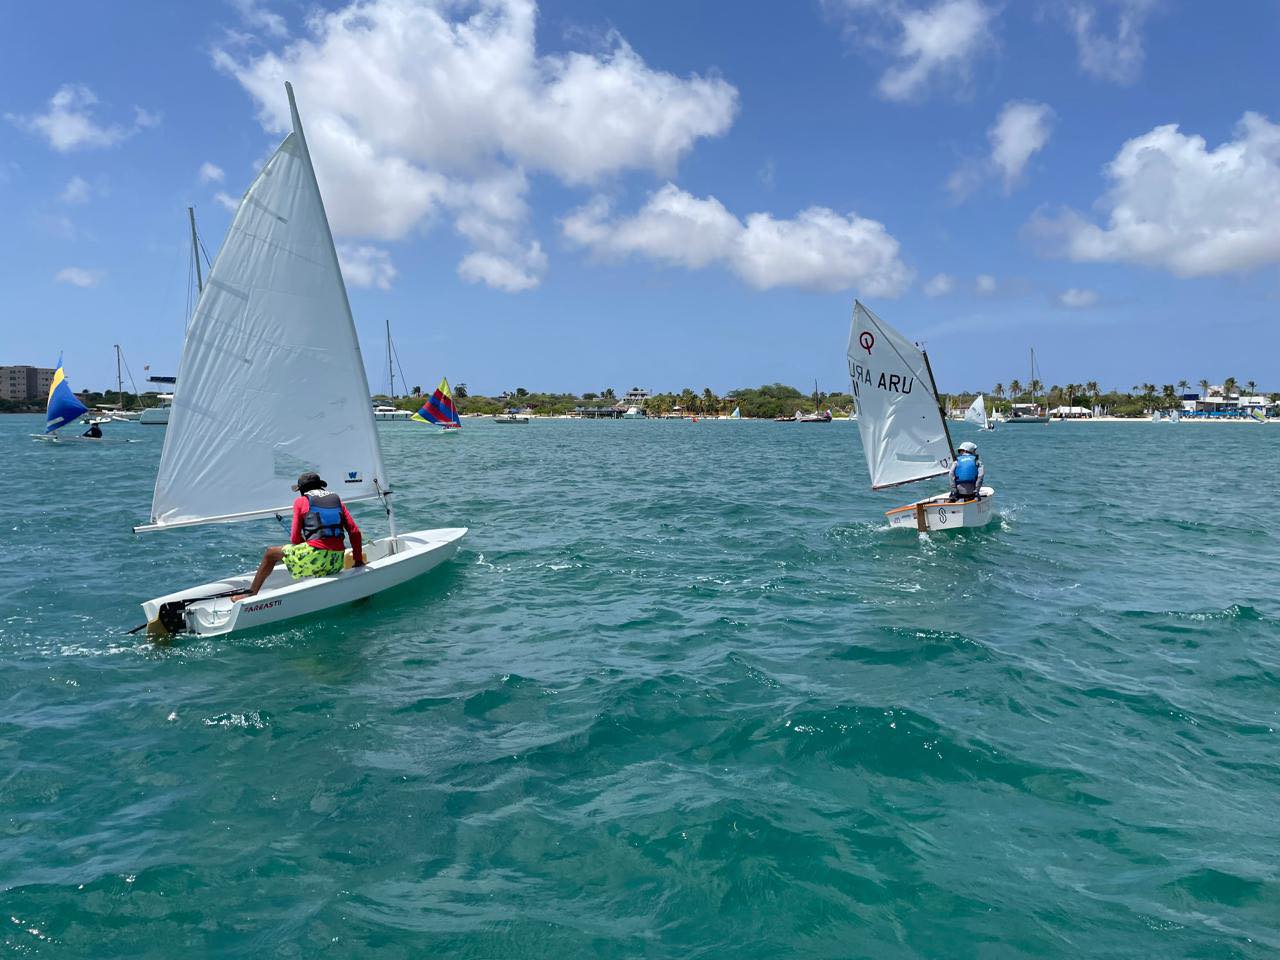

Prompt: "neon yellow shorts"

[281,543,345,579]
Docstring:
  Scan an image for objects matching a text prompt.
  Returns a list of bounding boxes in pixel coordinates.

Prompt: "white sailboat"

[133,83,465,638]
[964,394,994,430]
[848,301,996,532]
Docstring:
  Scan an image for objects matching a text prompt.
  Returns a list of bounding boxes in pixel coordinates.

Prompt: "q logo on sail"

[859,331,875,355]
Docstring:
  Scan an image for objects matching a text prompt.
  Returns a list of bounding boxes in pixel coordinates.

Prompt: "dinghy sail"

[44,355,89,434]
[412,378,461,429]
[132,83,465,637]
[848,301,995,531]
[139,90,387,533]
[964,394,989,429]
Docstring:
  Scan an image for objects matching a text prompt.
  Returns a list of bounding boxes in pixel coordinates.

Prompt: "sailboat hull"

[885,487,996,532]
[141,527,466,637]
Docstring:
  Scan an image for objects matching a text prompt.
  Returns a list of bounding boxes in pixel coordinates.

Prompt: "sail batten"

[145,90,387,531]
[848,301,953,490]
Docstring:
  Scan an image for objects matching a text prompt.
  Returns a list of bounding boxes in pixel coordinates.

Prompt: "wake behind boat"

[132,83,465,638]
[848,302,996,532]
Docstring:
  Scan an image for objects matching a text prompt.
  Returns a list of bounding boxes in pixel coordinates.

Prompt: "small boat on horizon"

[412,378,462,433]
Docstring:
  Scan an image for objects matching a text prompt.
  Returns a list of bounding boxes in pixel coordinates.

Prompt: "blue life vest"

[300,492,345,542]
[954,454,979,483]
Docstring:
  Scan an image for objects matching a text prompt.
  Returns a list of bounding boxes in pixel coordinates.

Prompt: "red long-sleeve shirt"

[291,495,362,557]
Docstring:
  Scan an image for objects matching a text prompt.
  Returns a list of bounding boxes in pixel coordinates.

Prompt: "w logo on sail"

[344,470,362,483]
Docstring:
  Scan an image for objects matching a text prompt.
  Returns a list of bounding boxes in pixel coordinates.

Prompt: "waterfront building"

[623,387,650,405]
[0,365,55,402]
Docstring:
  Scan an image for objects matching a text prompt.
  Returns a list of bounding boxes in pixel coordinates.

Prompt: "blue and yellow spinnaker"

[45,355,90,433]
[412,378,461,429]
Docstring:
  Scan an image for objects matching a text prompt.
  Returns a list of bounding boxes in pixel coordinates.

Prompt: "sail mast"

[115,344,123,406]
[386,317,395,398]
[188,207,203,294]
[921,347,956,462]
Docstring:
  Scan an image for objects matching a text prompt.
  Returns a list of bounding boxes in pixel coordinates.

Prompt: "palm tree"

[1028,378,1043,397]
[1086,381,1100,401]
[1009,379,1022,399]
[1176,379,1189,395]
[1246,379,1257,397]
[702,387,716,414]
[1199,378,1211,398]
[1223,376,1238,398]
[993,383,1005,399]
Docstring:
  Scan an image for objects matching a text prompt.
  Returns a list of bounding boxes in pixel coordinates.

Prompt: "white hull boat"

[134,83,465,638]
[143,528,465,637]
[140,403,171,425]
[885,487,996,532]
[848,302,997,532]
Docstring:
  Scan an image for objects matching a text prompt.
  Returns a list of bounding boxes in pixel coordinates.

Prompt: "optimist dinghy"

[133,83,465,638]
[848,301,996,532]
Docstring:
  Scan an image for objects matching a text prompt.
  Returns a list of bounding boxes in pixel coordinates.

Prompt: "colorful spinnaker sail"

[45,355,89,433]
[413,378,461,428]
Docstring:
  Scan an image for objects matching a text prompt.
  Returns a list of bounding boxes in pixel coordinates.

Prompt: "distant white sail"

[848,301,953,490]
[145,89,386,530]
[964,394,988,428]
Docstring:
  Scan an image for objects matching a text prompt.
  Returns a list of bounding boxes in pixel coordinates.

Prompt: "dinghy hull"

[885,487,996,532]
[142,527,466,637]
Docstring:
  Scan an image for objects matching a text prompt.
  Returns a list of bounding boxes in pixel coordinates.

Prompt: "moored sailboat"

[133,83,465,638]
[848,302,996,532]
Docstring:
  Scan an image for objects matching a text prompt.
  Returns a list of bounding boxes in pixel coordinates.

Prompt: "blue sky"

[2,0,1277,396]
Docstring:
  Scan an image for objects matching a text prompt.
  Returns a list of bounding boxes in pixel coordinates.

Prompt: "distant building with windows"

[0,365,55,402]
[623,387,650,405]
[1181,389,1279,418]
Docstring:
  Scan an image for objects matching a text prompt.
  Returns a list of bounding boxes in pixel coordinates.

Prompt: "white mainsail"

[964,394,988,428]
[141,84,387,531]
[847,301,953,490]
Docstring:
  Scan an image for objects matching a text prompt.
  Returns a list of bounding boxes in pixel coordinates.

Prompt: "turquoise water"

[2,413,1278,957]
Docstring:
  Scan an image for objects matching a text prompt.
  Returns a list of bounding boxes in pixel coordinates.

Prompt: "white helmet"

[958,441,978,454]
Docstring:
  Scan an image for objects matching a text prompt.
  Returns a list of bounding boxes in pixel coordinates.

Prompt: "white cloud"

[1057,287,1099,308]
[989,101,1054,191]
[231,0,288,38]
[214,191,239,212]
[924,272,955,296]
[55,266,104,288]
[337,244,397,290]
[975,273,997,295]
[1032,112,1280,277]
[7,85,158,152]
[1066,0,1158,84]
[60,175,91,204]
[563,183,911,295]
[828,0,996,101]
[133,107,162,129]
[949,100,1054,200]
[215,0,738,291]
[199,162,225,183]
